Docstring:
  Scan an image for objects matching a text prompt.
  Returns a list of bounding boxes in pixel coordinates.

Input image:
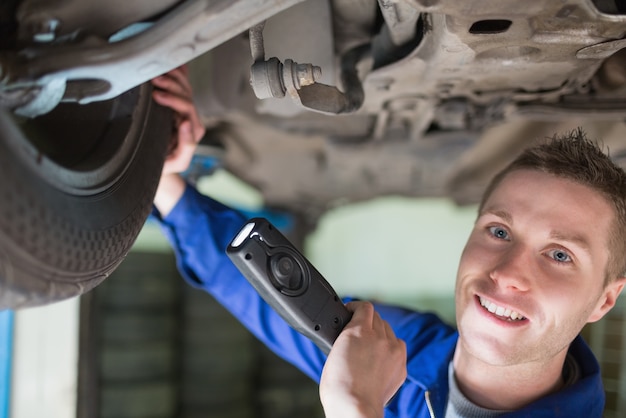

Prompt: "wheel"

[0,83,171,309]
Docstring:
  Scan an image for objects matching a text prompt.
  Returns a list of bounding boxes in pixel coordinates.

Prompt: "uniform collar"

[403,334,604,417]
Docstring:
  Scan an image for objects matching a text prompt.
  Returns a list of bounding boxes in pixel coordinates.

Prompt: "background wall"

[306,196,476,323]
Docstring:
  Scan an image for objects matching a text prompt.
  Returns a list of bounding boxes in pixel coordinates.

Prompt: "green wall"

[305,197,476,322]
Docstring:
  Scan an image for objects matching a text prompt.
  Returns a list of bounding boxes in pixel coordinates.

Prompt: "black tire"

[0,83,171,309]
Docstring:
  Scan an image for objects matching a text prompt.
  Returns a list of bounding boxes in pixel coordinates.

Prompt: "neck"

[452,346,566,410]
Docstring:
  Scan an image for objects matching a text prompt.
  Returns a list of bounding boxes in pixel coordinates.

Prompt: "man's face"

[455,169,621,367]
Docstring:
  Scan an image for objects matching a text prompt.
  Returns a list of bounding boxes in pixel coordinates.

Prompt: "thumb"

[178,120,194,144]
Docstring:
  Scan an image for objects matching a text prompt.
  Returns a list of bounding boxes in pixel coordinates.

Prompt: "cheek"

[536,279,602,326]
[534,257,600,300]
[455,245,475,287]
[458,236,496,273]
[459,234,481,263]
[455,240,489,295]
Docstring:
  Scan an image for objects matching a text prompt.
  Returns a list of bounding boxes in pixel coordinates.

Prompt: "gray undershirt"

[443,355,580,418]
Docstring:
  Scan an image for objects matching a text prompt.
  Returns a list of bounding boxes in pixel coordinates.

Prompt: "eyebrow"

[548,231,592,254]
[479,208,513,224]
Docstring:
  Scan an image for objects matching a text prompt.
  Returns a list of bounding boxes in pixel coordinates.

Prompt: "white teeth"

[479,296,525,321]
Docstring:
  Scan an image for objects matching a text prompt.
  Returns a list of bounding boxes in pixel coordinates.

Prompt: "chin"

[461,337,525,366]
[458,318,530,366]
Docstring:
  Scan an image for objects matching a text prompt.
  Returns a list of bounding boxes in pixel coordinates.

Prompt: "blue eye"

[548,249,572,263]
[488,226,509,240]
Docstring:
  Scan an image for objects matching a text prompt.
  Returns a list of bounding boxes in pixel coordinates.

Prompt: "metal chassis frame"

[1,0,305,115]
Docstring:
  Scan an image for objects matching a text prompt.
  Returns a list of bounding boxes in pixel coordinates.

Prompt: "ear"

[588,277,626,323]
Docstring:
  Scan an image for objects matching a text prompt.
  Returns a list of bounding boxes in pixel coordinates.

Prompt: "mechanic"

[151,67,626,418]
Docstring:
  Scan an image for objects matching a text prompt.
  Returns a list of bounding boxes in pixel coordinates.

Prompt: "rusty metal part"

[248,21,366,114]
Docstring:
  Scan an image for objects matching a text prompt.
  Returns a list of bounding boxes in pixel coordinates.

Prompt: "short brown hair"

[479,128,626,283]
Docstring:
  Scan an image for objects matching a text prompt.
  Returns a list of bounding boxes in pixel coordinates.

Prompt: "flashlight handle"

[226,218,352,354]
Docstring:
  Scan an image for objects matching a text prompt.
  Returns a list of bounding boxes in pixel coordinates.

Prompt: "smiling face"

[455,169,624,368]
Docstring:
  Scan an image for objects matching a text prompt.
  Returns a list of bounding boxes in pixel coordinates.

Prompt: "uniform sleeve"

[151,184,328,381]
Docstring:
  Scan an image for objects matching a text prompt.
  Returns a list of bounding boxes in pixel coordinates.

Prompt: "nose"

[489,246,532,292]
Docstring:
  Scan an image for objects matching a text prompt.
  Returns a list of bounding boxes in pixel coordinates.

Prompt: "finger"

[161,66,193,96]
[344,301,359,313]
[345,301,374,317]
[162,64,189,80]
[151,66,192,95]
[344,301,375,328]
[381,318,396,339]
[152,90,197,117]
[154,73,193,98]
[177,120,195,145]
[151,75,192,98]
[368,310,388,335]
[165,137,183,160]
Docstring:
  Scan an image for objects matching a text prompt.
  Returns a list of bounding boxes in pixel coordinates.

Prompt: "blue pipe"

[0,311,13,418]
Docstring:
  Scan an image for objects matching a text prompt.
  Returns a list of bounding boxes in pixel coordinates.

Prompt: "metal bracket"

[248,22,366,115]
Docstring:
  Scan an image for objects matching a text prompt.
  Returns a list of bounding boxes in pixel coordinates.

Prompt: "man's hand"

[152,65,206,176]
[319,301,407,418]
[152,65,206,216]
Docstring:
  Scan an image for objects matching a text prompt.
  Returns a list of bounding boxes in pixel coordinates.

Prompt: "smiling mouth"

[478,296,527,321]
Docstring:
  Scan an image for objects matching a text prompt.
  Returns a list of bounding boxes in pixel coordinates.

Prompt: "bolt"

[313,66,322,80]
[295,63,322,88]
